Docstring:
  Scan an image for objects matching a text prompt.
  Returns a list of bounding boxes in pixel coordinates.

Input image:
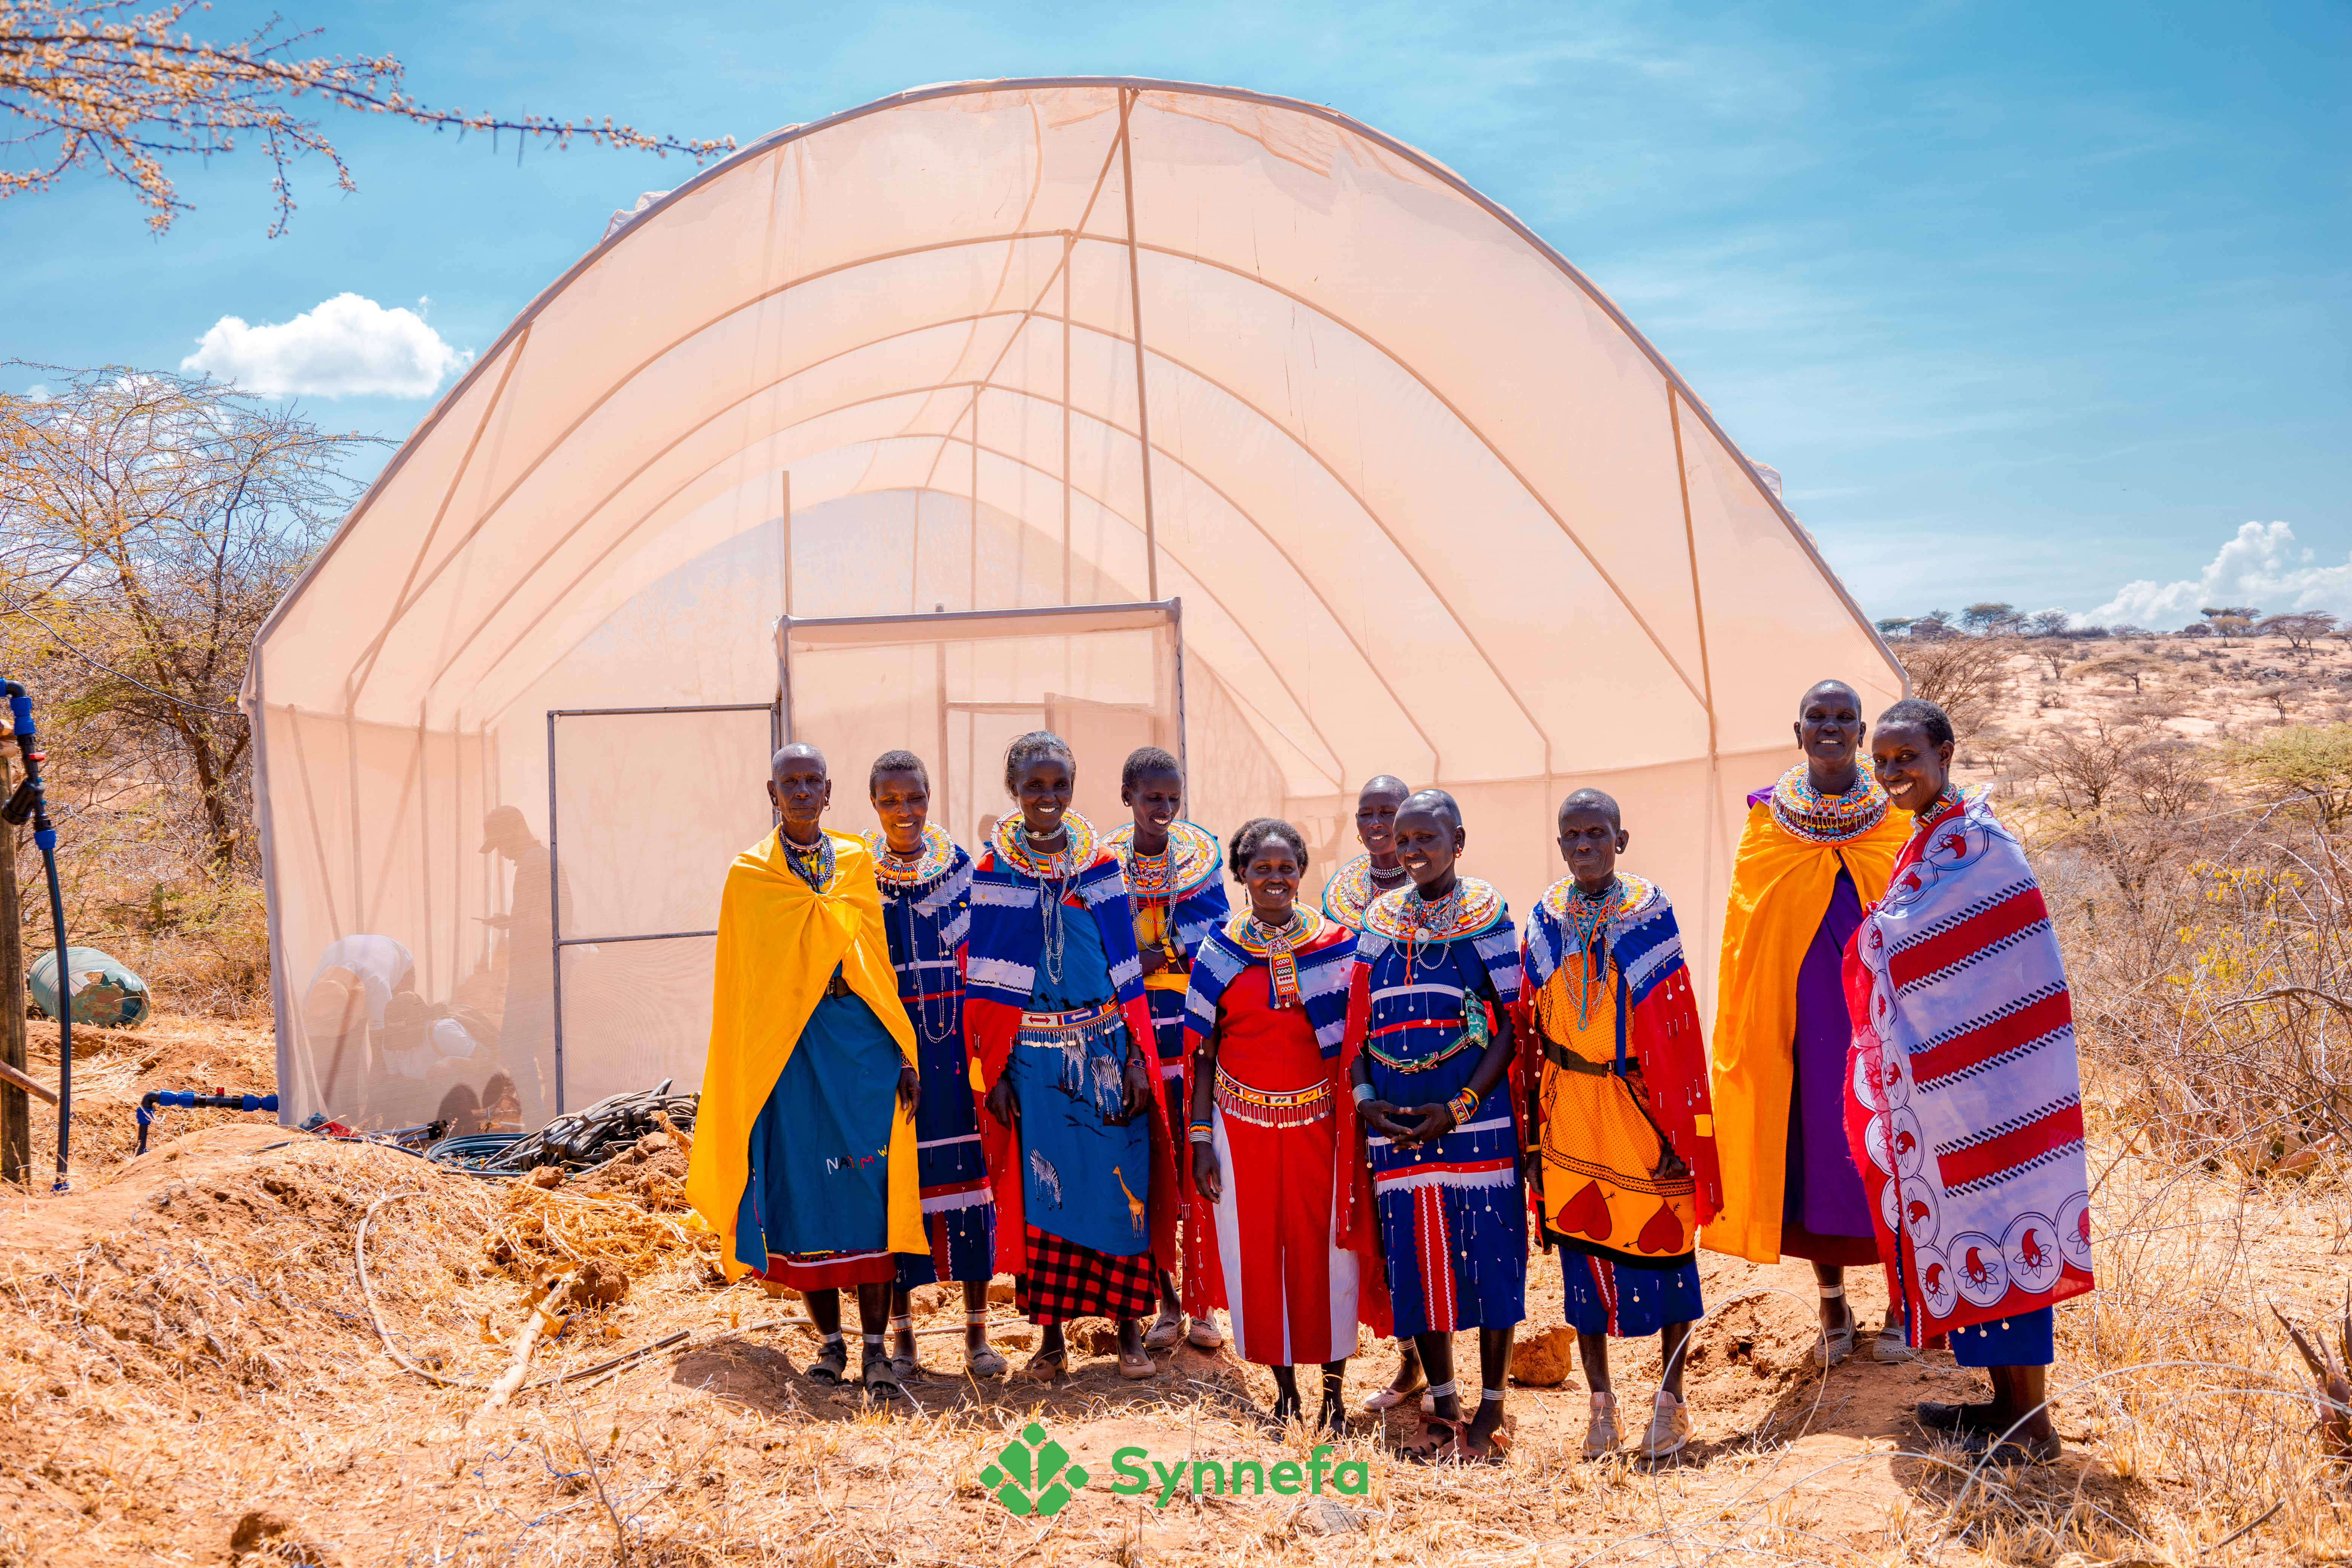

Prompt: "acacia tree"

[2259,612,2338,654]
[0,0,732,233]
[0,367,378,868]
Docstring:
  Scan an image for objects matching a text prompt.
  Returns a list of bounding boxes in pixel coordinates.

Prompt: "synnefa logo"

[978,1426,1373,1516]
[980,1422,1089,1517]
[1111,1442,1369,1508]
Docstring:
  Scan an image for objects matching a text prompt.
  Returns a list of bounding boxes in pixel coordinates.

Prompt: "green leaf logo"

[977,1421,1089,1516]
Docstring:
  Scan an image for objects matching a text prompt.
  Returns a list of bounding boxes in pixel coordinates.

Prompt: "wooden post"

[0,755,27,1187]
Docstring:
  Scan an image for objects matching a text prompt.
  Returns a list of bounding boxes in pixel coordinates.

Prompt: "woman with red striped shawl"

[1183,818,1390,1430]
[1847,699,2095,1466]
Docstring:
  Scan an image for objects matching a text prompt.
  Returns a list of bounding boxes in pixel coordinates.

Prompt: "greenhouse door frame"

[544,698,782,1114]
[776,597,1189,780]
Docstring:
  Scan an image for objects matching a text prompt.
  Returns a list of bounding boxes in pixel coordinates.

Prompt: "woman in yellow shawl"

[1705,682,1909,1364]
[684,744,924,1401]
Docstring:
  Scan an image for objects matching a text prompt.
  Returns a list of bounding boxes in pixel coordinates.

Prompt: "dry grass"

[0,1023,2348,1566]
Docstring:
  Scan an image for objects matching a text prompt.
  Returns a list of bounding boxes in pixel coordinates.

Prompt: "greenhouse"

[243,78,1903,1130]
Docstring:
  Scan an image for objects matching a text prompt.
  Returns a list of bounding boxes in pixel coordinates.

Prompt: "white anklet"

[1818,1284,1845,1299]
[1480,1387,1504,1403]
[1424,1380,1457,1400]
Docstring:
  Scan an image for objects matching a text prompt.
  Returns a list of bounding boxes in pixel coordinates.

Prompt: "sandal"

[1360,1368,1428,1413]
[1143,1309,1185,1351]
[1459,1420,1511,1465]
[1814,1285,1856,1368]
[1118,1349,1159,1381]
[1185,1314,1224,1349]
[1019,1348,1069,1383]
[1398,1417,1463,1465]
[862,1355,905,1403]
[807,1337,849,1386]
[964,1342,1010,1378]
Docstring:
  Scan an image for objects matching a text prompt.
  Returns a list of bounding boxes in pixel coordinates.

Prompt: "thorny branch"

[0,0,735,233]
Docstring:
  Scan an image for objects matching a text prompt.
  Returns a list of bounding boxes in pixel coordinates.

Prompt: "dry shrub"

[1899,634,2013,738]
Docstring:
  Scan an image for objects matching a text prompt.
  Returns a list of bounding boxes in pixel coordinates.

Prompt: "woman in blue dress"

[1347,788,1527,1462]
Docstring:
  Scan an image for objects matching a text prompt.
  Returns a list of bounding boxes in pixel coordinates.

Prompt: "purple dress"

[1781,867,1877,1262]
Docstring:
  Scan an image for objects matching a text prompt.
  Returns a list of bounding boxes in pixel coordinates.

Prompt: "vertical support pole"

[544,711,565,1116]
[1061,230,1073,608]
[1118,90,1160,600]
[778,468,795,749]
[934,630,951,835]
[780,469,795,619]
[968,392,980,612]
[0,756,26,1186]
[1168,599,1188,805]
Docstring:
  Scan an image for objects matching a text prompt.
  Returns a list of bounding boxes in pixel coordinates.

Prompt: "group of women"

[781,683,2096,1468]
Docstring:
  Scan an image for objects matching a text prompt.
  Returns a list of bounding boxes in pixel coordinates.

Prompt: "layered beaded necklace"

[780,826,835,890]
[1230,904,1323,1006]
[1769,764,1892,845]
[994,810,1096,987]
[1564,876,1634,1029]
[867,824,960,1046]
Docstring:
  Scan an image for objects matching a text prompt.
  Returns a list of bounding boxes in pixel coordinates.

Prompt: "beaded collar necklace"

[1229,905,1322,1006]
[991,808,1097,879]
[1908,786,1969,835]
[1107,820,1219,902]
[1362,876,1504,945]
[1770,764,1892,845]
[866,822,957,888]
[1325,854,1413,929]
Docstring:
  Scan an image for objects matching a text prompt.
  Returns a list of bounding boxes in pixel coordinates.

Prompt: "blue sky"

[7,0,2347,623]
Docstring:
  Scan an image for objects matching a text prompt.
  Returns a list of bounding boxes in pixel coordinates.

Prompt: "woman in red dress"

[1184,818,1390,1430]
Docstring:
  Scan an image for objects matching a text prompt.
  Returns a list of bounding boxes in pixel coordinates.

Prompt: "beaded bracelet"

[1447,1088,1478,1126]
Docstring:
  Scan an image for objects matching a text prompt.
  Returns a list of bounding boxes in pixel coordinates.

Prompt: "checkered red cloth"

[1013,1226,1156,1323]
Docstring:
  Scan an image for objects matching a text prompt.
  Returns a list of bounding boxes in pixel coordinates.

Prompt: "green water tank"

[29,946,152,1028]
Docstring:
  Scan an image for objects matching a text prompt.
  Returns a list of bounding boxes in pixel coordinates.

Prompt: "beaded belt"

[1018,1001,1119,1030]
[1364,1024,1476,1074]
[1215,1067,1333,1129]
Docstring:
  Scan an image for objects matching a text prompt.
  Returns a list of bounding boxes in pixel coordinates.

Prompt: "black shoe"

[1916,1399,2001,1433]
[1962,1427,2060,1466]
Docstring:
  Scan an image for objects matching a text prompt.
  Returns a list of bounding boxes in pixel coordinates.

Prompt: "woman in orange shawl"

[1705,681,1908,1364]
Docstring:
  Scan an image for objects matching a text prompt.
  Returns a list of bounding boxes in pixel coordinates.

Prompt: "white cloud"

[2086,522,2352,628]
[181,292,468,398]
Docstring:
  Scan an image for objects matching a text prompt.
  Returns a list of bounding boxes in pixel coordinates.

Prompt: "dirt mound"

[586,1130,690,1209]
[1510,1322,1579,1386]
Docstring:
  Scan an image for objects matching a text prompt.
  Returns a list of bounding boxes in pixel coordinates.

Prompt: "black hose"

[2,681,69,1192]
